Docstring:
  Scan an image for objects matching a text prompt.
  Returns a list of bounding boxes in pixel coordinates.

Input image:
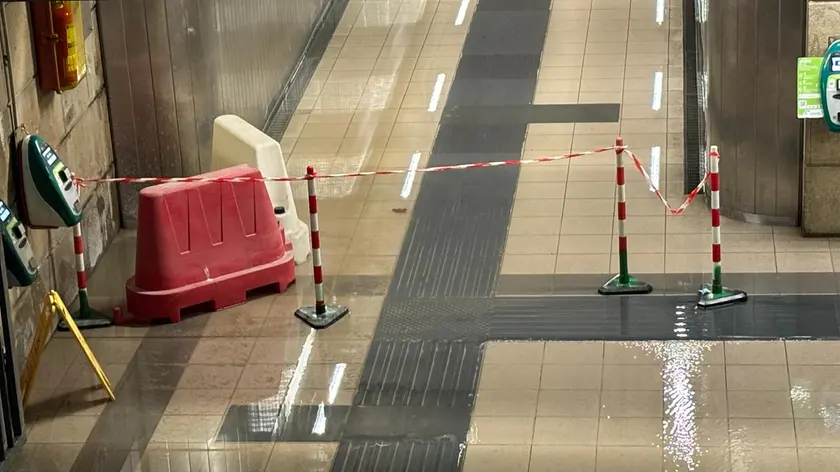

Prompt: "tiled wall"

[4,3,118,368]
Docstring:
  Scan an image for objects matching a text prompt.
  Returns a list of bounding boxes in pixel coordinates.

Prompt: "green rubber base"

[598,274,653,295]
[295,305,349,329]
[697,284,748,309]
[57,309,113,331]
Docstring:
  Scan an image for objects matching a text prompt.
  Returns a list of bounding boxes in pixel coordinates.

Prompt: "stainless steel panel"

[101,0,330,227]
[698,0,804,225]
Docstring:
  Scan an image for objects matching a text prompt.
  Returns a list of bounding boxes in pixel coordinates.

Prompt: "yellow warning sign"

[20,291,115,406]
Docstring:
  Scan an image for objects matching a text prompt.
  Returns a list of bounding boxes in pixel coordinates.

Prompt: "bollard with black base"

[697,146,747,308]
[294,166,349,329]
[599,138,652,296]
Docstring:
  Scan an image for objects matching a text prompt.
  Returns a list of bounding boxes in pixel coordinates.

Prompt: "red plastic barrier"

[126,165,295,323]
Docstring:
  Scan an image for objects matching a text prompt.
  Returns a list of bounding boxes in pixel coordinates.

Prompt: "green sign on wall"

[798,57,823,119]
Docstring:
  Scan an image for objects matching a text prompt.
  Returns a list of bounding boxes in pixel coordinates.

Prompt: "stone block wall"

[3,2,119,366]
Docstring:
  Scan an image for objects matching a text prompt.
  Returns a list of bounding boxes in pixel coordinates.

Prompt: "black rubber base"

[697,284,748,309]
[598,274,654,295]
[295,305,349,329]
[57,309,113,331]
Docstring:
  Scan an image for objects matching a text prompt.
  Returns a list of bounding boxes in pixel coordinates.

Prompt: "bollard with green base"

[15,132,111,330]
[697,146,747,309]
[599,138,652,296]
[57,223,111,331]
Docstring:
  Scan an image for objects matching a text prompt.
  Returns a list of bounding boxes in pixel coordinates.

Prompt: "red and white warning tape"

[72,147,616,186]
[624,149,709,216]
[72,144,710,217]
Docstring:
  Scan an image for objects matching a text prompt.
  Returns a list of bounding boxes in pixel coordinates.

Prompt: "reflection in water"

[626,340,714,471]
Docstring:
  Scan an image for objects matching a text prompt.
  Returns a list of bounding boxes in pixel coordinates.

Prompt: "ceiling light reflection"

[652,71,664,111]
[428,73,446,112]
[455,0,470,25]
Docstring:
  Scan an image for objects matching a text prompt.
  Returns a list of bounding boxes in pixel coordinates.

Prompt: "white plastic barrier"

[211,115,311,265]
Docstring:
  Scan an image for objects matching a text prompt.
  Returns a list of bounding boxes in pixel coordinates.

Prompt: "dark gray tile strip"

[331,438,464,472]
[353,341,482,407]
[444,104,621,124]
[217,404,469,443]
[495,273,840,296]
[388,3,551,298]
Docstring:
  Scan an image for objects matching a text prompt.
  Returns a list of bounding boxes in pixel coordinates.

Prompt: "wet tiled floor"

[10,0,840,470]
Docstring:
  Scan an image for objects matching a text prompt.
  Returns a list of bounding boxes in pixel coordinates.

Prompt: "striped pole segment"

[697,145,746,308]
[709,146,723,294]
[615,137,630,284]
[306,166,326,315]
[73,223,92,318]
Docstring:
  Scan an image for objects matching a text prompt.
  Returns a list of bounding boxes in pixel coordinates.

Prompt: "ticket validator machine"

[0,201,36,288]
[16,134,82,229]
[820,40,840,132]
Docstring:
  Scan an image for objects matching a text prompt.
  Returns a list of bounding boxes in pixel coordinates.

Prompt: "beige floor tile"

[797,418,840,447]
[719,252,777,273]
[664,253,709,273]
[565,182,616,199]
[165,389,233,416]
[776,252,833,272]
[474,390,539,417]
[467,416,535,445]
[786,340,840,365]
[190,338,256,365]
[178,365,243,390]
[600,390,663,418]
[463,445,531,472]
[595,446,663,471]
[561,216,614,234]
[603,343,661,365]
[26,415,98,444]
[537,390,601,417]
[597,417,661,446]
[792,390,840,418]
[541,364,603,390]
[602,365,662,390]
[8,444,83,472]
[615,216,665,235]
[480,364,542,390]
[543,341,605,365]
[726,365,790,391]
[512,198,565,218]
[727,391,792,418]
[555,254,611,274]
[562,199,614,217]
[694,389,729,418]
[730,447,799,472]
[533,417,599,446]
[502,254,557,274]
[557,234,613,254]
[724,341,787,365]
[799,448,840,472]
[789,366,840,390]
[149,415,222,446]
[509,217,563,236]
[729,419,796,447]
[774,236,831,252]
[506,235,560,255]
[484,341,546,365]
[529,445,596,470]
[663,447,729,472]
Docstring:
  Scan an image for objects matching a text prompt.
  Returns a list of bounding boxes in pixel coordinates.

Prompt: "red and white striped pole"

[307,166,326,315]
[698,146,747,307]
[599,137,652,295]
[58,223,112,330]
[294,166,349,328]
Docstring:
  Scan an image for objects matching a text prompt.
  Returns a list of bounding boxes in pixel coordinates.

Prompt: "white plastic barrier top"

[210,115,311,265]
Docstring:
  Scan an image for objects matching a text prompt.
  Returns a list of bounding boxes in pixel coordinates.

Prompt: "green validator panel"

[18,134,82,229]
